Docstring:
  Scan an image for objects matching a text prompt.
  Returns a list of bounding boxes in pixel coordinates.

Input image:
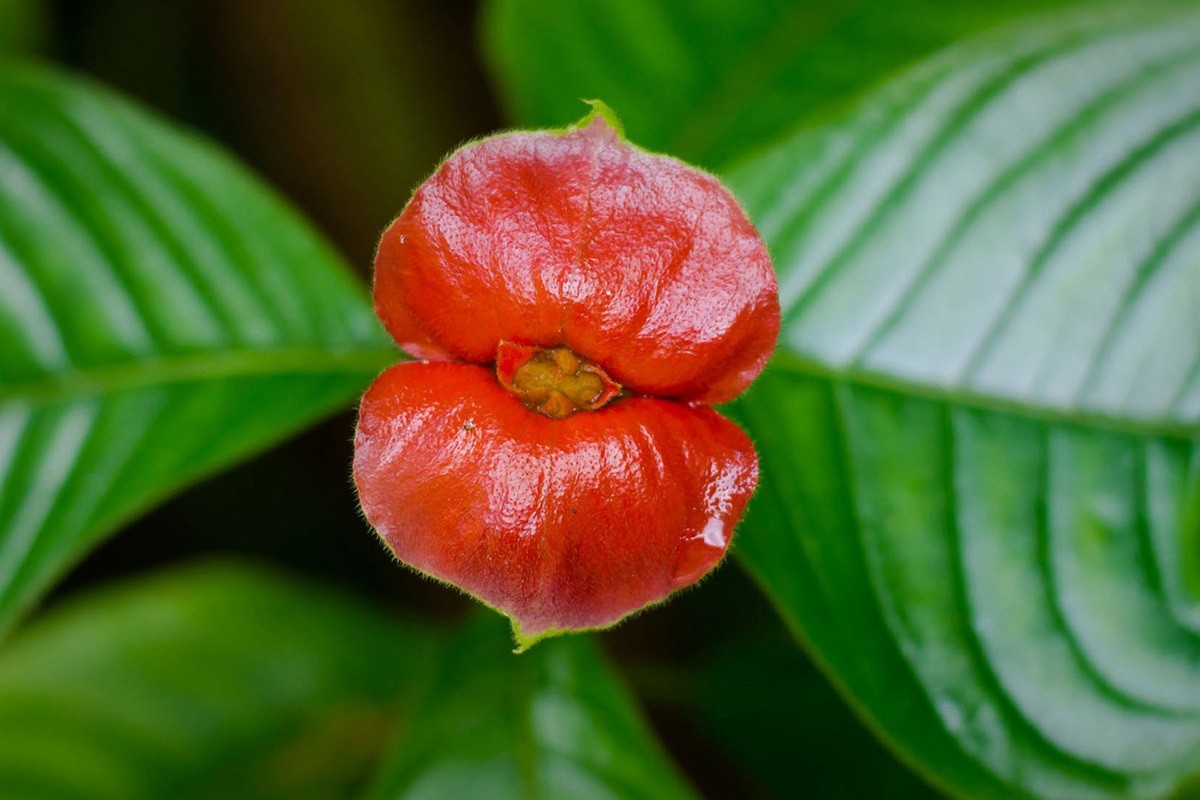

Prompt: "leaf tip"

[510,619,565,653]
[574,98,625,139]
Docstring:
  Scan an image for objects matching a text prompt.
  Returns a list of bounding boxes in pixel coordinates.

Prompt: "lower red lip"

[353,360,758,646]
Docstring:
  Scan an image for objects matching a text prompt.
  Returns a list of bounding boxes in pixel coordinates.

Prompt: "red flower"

[354,106,779,648]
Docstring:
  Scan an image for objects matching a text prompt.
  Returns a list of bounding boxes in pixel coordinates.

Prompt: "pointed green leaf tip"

[510,618,568,653]
[574,98,625,138]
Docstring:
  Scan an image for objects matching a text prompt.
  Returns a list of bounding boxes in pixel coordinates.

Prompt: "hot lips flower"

[354,105,780,648]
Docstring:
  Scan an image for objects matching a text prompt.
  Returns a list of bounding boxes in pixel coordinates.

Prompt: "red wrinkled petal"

[353,362,758,642]
[373,117,780,405]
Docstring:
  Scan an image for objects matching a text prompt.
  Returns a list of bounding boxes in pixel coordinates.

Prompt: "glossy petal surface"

[354,362,758,641]
[373,117,780,404]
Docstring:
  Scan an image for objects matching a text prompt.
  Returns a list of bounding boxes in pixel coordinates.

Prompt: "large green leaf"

[365,616,697,800]
[722,5,1200,799]
[0,65,395,637]
[481,0,1100,169]
[0,562,436,799]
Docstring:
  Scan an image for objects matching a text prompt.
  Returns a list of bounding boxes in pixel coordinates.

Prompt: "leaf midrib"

[9,346,1190,441]
[769,351,1199,442]
[0,346,400,404]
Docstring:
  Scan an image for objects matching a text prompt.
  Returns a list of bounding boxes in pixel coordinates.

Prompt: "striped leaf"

[726,5,1200,798]
[0,65,395,638]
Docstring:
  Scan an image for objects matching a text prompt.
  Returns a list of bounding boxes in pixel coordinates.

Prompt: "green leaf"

[0,65,396,637]
[724,5,1200,798]
[365,616,697,800]
[0,561,436,799]
[481,0,1102,168]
